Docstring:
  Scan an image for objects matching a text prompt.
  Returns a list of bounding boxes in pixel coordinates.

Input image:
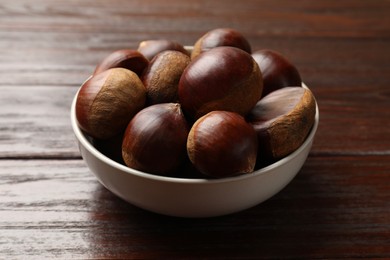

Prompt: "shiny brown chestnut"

[93,49,149,77]
[252,49,302,97]
[142,50,191,105]
[137,39,189,61]
[178,46,263,120]
[76,68,146,140]
[187,111,258,178]
[191,28,252,59]
[247,87,316,167]
[122,103,189,176]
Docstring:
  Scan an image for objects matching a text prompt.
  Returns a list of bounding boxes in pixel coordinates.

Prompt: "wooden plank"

[312,83,390,155]
[0,0,388,36]
[0,86,80,158]
[0,0,389,88]
[0,156,389,258]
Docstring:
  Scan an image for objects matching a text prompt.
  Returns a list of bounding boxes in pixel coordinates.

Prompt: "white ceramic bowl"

[71,79,319,218]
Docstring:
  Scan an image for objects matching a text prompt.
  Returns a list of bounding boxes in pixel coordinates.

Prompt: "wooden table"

[1,0,389,258]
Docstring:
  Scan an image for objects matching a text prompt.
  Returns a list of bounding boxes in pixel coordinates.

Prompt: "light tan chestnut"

[122,103,189,176]
[142,50,191,105]
[76,68,146,140]
[187,111,258,178]
[247,87,316,166]
[137,39,189,61]
[93,49,149,77]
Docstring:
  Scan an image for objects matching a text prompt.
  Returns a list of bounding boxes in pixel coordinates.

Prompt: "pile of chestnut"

[76,28,316,179]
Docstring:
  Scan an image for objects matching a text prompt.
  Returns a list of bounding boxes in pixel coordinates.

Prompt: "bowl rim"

[71,82,319,185]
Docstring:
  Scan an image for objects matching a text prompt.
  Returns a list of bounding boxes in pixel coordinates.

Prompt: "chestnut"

[187,111,258,178]
[191,28,252,59]
[247,87,316,167]
[122,103,189,176]
[142,50,191,105]
[93,49,149,77]
[178,46,263,119]
[252,49,302,97]
[137,39,189,61]
[76,68,146,140]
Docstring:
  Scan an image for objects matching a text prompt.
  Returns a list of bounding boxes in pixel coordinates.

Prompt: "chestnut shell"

[142,50,191,105]
[187,111,258,178]
[137,39,189,61]
[178,46,262,120]
[247,87,316,166]
[191,28,252,59]
[122,103,189,176]
[252,49,302,97]
[93,49,149,77]
[76,68,146,140]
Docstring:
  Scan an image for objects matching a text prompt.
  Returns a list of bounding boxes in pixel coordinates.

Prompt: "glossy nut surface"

[252,49,302,97]
[191,28,252,59]
[187,111,258,178]
[137,39,189,61]
[122,103,189,176]
[179,46,262,120]
[93,49,149,77]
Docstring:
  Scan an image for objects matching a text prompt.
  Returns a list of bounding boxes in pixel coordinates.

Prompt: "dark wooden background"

[1,0,389,258]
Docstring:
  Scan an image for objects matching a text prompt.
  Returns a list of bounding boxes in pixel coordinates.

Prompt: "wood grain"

[1,0,390,258]
[1,0,389,87]
[0,86,79,158]
[0,157,389,258]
